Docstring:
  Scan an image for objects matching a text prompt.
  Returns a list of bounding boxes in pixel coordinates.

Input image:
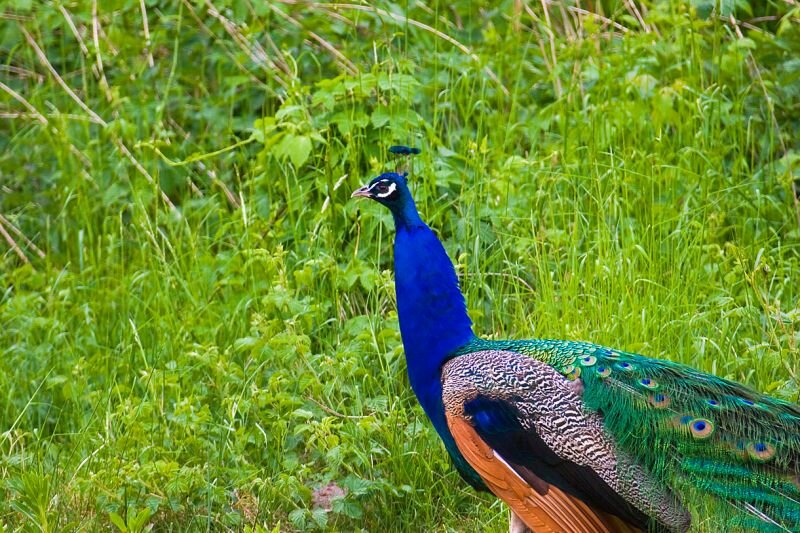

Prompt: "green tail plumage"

[456,338,800,532]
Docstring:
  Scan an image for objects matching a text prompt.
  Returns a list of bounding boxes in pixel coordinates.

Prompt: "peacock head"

[351,172,413,212]
[352,146,423,227]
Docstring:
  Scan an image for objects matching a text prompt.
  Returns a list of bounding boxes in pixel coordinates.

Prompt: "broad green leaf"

[288,135,312,168]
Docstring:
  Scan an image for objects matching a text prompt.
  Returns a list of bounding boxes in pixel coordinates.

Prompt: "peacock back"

[450,338,800,532]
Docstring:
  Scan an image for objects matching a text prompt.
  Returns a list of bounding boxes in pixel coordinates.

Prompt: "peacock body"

[352,169,800,532]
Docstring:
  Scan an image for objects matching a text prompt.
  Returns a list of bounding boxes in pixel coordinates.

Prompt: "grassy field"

[2,1,800,531]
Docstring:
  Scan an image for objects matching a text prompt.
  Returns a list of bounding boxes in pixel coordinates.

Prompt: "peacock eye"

[371,179,397,199]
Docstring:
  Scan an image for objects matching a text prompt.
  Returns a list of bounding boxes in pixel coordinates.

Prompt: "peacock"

[351,151,800,533]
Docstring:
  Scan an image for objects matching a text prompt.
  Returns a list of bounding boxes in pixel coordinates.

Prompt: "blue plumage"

[353,172,482,488]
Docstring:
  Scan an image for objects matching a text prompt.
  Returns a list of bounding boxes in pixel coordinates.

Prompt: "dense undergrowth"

[1,0,800,530]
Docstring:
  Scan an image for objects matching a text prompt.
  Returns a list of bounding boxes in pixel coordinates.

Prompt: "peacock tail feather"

[454,337,800,532]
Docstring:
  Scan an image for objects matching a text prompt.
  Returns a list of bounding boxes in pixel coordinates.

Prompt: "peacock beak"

[351,185,372,199]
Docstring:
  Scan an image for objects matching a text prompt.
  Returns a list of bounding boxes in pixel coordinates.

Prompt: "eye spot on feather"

[564,366,582,381]
[639,378,658,389]
[606,351,622,360]
[615,362,635,372]
[579,355,597,367]
[705,399,721,408]
[649,393,671,408]
[596,366,611,378]
[735,398,768,409]
[689,418,714,439]
[747,442,775,462]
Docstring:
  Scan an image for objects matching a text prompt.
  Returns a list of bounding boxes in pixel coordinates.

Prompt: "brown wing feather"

[446,412,641,533]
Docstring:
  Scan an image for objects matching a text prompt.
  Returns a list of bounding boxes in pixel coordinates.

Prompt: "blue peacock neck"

[389,196,475,422]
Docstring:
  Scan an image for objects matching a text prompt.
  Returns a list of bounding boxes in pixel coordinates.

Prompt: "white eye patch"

[372,181,397,198]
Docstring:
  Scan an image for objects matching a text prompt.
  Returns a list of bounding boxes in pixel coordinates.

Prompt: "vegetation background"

[2,0,800,531]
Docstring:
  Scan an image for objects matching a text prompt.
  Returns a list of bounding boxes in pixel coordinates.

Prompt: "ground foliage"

[1,0,800,530]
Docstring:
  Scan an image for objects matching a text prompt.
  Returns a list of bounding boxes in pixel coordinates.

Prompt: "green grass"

[1,0,799,530]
